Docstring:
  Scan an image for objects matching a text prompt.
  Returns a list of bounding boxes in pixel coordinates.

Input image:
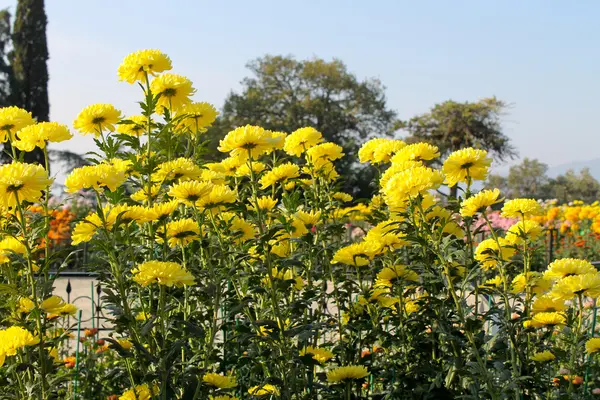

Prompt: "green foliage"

[402,97,517,163]
[11,0,49,123]
[0,9,11,107]
[1,0,49,165]
[487,158,600,203]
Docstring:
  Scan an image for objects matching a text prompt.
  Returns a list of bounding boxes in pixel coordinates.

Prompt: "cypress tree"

[9,0,49,164]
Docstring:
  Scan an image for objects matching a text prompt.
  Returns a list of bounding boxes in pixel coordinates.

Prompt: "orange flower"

[64,356,76,368]
[575,239,586,248]
[84,328,98,337]
[572,376,584,385]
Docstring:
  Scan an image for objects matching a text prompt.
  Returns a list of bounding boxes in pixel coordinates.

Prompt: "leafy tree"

[402,97,517,163]
[12,0,49,122]
[0,9,12,106]
[548,168,600,204]
[506,158,549,198]
[484,173,509,194]
[6,0,49,165]
[206,55,399,196]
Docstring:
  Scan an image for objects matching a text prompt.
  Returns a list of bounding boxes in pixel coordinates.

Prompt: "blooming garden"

[2,49,600,399]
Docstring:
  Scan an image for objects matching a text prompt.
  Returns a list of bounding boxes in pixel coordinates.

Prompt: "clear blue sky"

[2,0,599,172]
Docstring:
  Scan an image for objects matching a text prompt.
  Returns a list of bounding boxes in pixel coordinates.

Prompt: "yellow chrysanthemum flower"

[40,296,67,313]
[150,73,195,113]
[376,265,419,286]
[331,242,376,267]
[247,384,280,396]
[531,351,555,362]
[13,122,72,151]
[218,125,275,160]
[270,239,291,258]
[259,163,300,189]
[550,273,600,300]
[305,142,344,171]
[202,372,237,389]
[529,312,566,328]
[332,192,353,202]
[586,338,600,354]
[358,138,406,164]
[0,326,40,366]
[135,311,151,321]
[504,220,543,245]
[501,198,543,218]
[0,106,35,141]
[378,160,422,190]
[118,49,172,83]
[130,185,161,202]
[364,220,407,254]
[73,103,121,136]
[168,180,214,206]
[404,298,420,314]
[0,236,27,263]
[220,212,255,243]
[267,131,287,152]
[264,267,304,291]
[248,196,278,212]
[284,127,323,156]
[17,297,34,313]
[544,258,597,281]
[70,206,150,242]
[117,115,147,137]
[474,238,515,270]
[198,170,224,186]
[531,295,567,314]
[0,162,53,207]
[47,302,77,318]
[300,346,334,364]
[294,209,321,226]
[326,365,369,383]
[160,218,200,248]
[442,148,491,187]
[206,156,245,176]
[132,261,195,287]
[510,272,551,295]
[460,189,502,217]
[382,166,444,209]
[118,383,159,400]
[196,185,237,212]
[174,102,218,133]
[65,164,126,193]
[71,213,104,245]
[359,138,390,163]
[152,158,203,183]
[483,276,502,288]
[151,201,179,220]
[235,161,266,177]
[390,142,439,163]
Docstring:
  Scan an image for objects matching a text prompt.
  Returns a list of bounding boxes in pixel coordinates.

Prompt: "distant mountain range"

[547,159,600,179]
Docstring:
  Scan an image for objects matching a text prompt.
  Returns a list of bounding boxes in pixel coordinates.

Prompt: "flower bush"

[2,49,600,399]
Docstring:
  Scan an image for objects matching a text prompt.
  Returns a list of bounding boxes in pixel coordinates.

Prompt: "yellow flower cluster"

[132,261,195,287]
[0,326,40,366]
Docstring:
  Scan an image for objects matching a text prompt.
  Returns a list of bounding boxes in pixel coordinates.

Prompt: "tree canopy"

[486,158,600,204]
[206,55,399,195]
[402,97,517,163]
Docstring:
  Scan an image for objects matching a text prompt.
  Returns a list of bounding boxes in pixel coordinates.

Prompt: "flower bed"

[1,50,600,399]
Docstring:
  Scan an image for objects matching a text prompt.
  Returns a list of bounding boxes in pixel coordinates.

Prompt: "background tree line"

[486,158,600,203]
